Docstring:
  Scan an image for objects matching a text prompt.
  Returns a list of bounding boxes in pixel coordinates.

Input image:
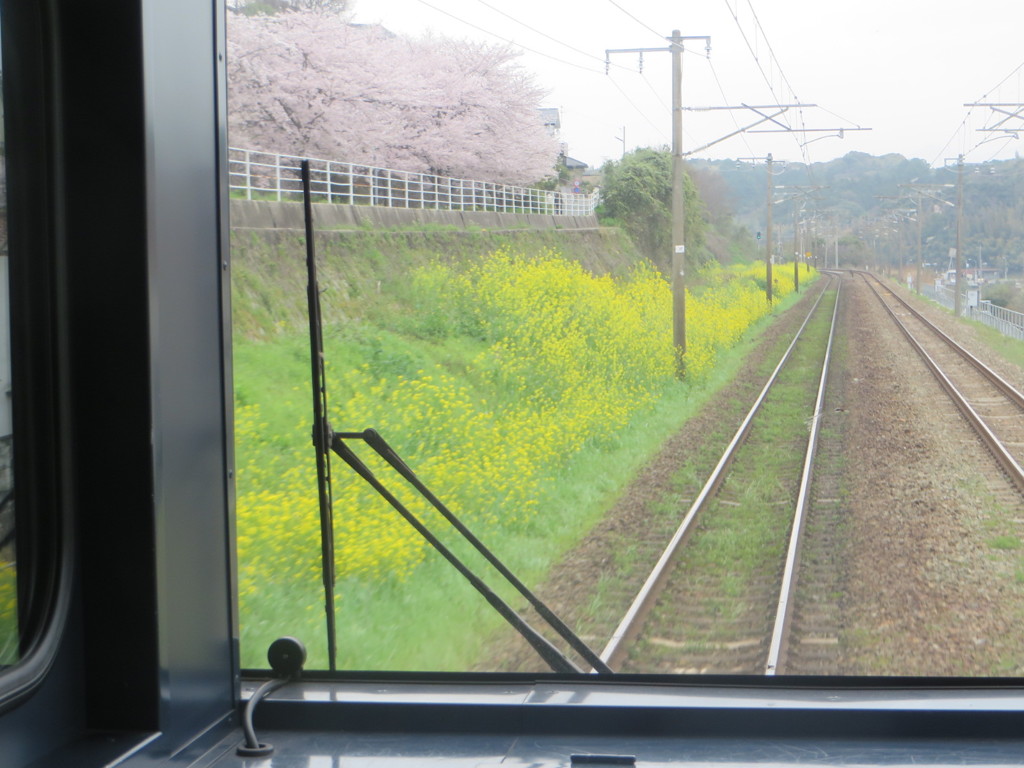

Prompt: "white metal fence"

[921,283,1024,341]
[971,299,1024,340]
[228,148,600,217]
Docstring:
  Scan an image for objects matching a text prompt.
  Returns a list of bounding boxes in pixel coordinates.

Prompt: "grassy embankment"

[232,222,816,671]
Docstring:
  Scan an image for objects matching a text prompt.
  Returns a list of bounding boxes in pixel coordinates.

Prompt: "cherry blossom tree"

[227,11,560,184]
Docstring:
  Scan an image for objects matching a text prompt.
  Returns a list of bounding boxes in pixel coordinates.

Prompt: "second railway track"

[860,271,1024,501]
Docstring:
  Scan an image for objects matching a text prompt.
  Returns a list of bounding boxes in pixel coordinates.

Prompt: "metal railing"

[921,283,1024,341]
[921,283,955,311]
[971,299,1024,341]
[228,148,599,217]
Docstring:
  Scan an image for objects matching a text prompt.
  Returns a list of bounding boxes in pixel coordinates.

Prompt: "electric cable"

[605,0,664,42]
[414,0,603,73]
[638,71,671,115]
[470,0,632,72]
[721,0,817,169]
[236,637,307,758]
[605,73,670,142]
[238,678,288,757]
[705,57,755,158]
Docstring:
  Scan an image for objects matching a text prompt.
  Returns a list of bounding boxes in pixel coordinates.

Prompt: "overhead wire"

[413,0,603,74]
[419,0,675,159]
[978,135,1018,164]
[931,58,1024,166]
[606,0,666,42]
[606,73,671,144]
[965,57,1024,160]
[638,71,672,115]
[705,57,755,158]
[469,0,633,72]
[722,0,818,187]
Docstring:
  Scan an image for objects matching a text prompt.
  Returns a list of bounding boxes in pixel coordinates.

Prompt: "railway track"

[859,272,1024,502]
[600,275,841,675]
[486,269,1024,676]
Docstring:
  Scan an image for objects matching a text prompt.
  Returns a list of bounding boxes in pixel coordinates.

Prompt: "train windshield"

[227,1,1024,677]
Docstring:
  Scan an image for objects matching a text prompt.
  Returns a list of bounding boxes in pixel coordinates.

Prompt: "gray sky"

[352,0,1024,169]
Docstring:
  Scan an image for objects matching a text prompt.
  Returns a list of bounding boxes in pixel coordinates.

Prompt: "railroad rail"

[858,271,1024,497]
[597,275,841,674]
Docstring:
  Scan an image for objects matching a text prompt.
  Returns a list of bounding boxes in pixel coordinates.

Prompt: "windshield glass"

[227,0,1024,676]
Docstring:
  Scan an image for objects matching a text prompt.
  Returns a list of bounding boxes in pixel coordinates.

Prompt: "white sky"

[350,0,1024,170]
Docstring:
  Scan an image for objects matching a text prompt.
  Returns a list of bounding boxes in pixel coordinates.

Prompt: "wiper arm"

[330,434,583,674]
[339,428,613,674]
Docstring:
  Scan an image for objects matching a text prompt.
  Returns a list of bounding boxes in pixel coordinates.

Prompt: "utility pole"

[898,183,954,296]
[766,154,774,304]
[916,201,922,294]
[793,201,800,292]
[740,153,782,303]
[954,154,965,317]
[605,39,864,348]
[831,218,837,269]
[776,185,824,291]
[606,31,710,360]
[671,30,686,357]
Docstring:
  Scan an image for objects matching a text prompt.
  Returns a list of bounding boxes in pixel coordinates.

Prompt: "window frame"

[0,0,74,715]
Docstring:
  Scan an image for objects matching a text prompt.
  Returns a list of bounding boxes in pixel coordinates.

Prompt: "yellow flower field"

[235,249,812,630]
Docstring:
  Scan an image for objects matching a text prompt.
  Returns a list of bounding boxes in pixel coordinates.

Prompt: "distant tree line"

[688,152,1024,277]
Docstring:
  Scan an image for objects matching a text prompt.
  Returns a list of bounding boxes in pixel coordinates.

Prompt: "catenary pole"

[670,30,686,357]
[607,31,710,364]
[766,153,774,304]
[955,154,964,317]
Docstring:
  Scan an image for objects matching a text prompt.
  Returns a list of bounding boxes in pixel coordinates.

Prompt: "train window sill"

[239,677,1024,741]
[180,679,1024,768]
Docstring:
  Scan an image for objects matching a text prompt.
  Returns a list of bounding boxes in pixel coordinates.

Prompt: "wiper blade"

[302,160,338,672]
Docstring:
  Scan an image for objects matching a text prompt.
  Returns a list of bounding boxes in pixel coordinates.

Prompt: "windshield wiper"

[300,160,609,674]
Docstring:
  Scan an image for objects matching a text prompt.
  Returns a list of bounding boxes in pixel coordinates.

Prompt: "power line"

[931,59,1024,166]
[414,0,603,74]
[743,0,801,107]
[639,72,672,115]
[720,0,804,160]
[470,0,631,72]
[930,112,971,167]
[705,57,755,157]
[606,0,664,42]
[605,73,671,143]
[977,58,1024,101]
[977,135,1017,163]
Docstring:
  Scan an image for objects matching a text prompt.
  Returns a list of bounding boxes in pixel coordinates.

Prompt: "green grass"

[989,535,1022,550]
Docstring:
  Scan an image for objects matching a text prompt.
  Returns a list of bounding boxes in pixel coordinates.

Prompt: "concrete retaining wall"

[229,199,599,231]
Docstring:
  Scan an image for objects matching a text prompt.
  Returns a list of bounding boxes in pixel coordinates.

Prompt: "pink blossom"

[227,11,560,184]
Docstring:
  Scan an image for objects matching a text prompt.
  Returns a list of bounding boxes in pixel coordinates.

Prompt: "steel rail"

[859,271,1024,411]
[765,277,842,675]
[860,274,1024,496]
[597,275,836,670]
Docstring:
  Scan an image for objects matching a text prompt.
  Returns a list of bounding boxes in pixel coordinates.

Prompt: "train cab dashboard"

[0,1,1023,766]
